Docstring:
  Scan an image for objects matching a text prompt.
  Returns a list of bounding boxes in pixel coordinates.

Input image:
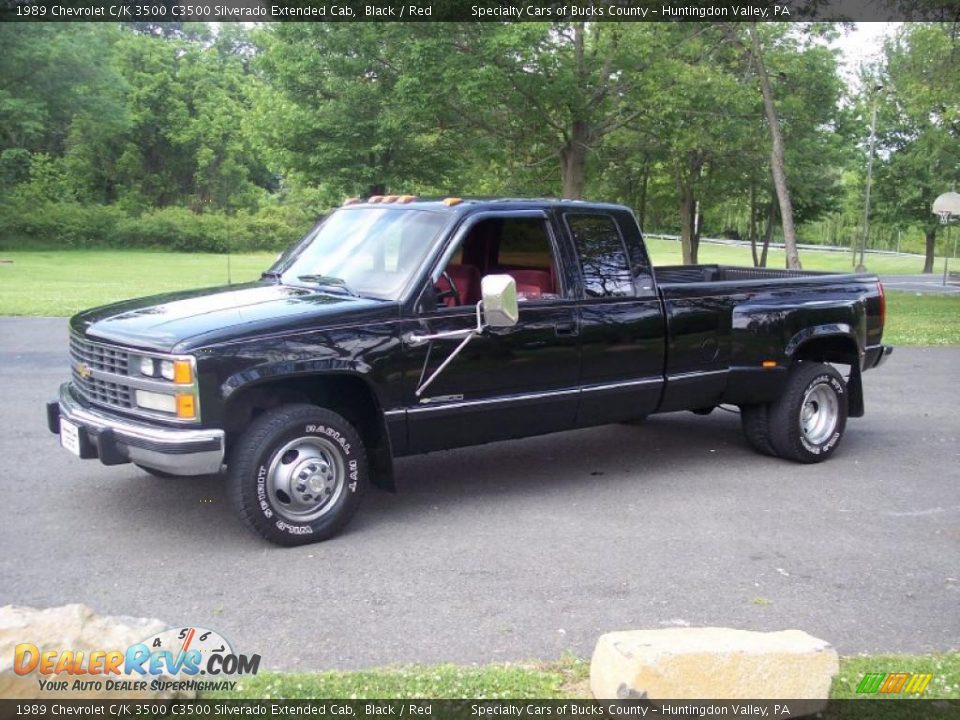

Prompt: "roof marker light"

[342,197,361,206]
[443,197,463,207]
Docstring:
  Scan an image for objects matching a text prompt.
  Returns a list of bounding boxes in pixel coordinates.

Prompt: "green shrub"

[0,200,124,248]
[0,201,318,253]
[118,207,231,253]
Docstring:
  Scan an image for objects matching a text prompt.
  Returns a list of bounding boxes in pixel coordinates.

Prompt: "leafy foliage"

[0,20,955,267]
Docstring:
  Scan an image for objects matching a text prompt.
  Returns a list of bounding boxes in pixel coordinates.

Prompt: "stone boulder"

[0,604,196,699]
[591,627,838,704]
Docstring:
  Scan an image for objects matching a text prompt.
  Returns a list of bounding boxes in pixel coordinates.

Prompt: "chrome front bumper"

[47,383,225,476]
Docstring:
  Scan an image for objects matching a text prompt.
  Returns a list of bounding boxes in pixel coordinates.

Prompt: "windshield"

[275,208,450,300]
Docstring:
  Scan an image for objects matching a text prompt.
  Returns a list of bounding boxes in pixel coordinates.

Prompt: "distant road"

[879,274,960,295]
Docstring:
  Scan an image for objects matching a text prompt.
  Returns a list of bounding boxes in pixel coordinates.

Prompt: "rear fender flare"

[786,325,864,418]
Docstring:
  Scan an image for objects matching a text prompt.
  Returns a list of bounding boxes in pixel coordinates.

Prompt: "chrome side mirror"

[480,274,519,327]
[405,274,520,398]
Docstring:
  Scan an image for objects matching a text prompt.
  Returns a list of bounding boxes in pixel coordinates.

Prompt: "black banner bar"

[1,699,959,720]
[0,0,956,23]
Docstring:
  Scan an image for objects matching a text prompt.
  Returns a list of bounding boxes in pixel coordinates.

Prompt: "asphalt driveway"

[1,317,958,670]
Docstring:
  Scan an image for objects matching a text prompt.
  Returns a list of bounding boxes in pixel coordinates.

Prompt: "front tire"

[228,404,368,546]
[768,363,848,463]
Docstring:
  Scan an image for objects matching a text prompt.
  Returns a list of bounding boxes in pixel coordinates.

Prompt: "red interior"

[437,264,481,306]
[436,220,557,306]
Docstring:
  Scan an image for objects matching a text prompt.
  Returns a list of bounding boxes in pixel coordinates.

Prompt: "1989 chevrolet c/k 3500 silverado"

[47,198,892,545]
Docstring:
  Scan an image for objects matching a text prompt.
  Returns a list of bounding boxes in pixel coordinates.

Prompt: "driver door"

[400,212,580,454]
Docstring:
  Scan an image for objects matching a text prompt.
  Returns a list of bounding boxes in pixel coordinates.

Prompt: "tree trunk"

[677,151,704,265]
[748,24,801,270]
[749,182,760,267]
[560,121,590,199]
[637,158,650,230]
[678,179,698,265]
[367,183,386,197]
[923,227,936,273]
[692,200,702,262]
[760,200,774,268]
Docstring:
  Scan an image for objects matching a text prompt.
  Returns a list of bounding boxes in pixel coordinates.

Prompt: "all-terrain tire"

[739,404,777,457]
[767,362,848,463]
[228,404,368,546]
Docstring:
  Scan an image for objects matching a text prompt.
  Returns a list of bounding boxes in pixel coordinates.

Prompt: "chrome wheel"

[799,383,839,446]
[266,436,345,523]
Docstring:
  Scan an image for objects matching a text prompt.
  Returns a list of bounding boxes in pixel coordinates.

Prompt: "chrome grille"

[69,334,134,411]
[71,367,134,409]
[70,335,129,376]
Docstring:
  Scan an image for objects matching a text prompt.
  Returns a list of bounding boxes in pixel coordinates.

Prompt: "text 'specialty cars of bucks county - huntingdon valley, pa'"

[47,196,892,546]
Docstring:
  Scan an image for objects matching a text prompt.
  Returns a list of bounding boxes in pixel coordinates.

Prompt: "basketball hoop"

[932,191,960,223]
[933,192,960,286]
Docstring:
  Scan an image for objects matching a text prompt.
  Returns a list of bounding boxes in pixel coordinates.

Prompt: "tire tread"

[767,362,847,464]
[228,404,367,546]
[740,404,777,457]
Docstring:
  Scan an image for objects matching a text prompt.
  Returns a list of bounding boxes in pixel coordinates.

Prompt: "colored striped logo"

[856,672,933,694]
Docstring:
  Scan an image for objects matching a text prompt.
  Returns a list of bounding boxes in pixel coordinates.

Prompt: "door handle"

[555,321,578,337]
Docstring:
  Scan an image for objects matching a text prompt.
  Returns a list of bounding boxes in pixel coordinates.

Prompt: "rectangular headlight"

[135,390,177,414]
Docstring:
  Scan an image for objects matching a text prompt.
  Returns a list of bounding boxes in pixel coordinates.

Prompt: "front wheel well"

[223,374,395,489]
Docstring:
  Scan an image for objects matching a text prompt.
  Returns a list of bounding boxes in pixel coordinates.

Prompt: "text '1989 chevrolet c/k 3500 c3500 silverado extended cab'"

[47,197,892,545]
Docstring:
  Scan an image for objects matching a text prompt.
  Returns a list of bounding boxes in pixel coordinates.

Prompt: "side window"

[433,217,562,308]
[495,219,561,302]
[566,214,634,298]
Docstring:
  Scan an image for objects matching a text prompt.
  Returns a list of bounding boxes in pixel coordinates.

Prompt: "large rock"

[591,627,838,702]
[0,604,196,699]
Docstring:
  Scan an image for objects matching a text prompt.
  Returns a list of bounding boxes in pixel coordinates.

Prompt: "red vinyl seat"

[501,268,554,295]
[437,264,481,306]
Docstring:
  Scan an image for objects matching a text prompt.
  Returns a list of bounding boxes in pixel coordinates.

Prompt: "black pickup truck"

[47,198,892,545]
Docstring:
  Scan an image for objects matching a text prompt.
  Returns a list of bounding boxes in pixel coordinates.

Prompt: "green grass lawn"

[884,292,960,345]
[644,237,935,275]
[0,249,275,317]
[202,652,959,700]
[207,657,589,700]
[0,247,957,346]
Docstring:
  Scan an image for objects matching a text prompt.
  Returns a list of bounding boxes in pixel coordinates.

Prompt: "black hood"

[70,282,398,353]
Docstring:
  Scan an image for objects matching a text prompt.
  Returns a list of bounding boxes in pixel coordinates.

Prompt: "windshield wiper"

[296,274,359,297]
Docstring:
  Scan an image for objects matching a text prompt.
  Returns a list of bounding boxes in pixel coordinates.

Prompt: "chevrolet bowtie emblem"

[76,362,92,380]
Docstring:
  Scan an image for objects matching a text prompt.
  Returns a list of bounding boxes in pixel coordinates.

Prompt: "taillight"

[877,280,886,334]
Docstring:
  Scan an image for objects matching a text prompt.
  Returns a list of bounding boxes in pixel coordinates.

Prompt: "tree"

[0,24,123,154]
[873,23,960,273]
[441,22,668,199]
[255,24,460,198]
[105,26,270,211]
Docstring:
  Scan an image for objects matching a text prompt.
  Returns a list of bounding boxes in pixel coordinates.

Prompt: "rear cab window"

[564,213,635,299]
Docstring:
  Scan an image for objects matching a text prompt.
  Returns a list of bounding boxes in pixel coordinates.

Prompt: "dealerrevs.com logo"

[14,626,260,694]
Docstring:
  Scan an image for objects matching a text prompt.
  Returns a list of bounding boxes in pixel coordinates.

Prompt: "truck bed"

[653,264,838,285]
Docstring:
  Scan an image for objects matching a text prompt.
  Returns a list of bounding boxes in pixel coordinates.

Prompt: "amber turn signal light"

[176,394,196,419]
[173,360,193,384]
